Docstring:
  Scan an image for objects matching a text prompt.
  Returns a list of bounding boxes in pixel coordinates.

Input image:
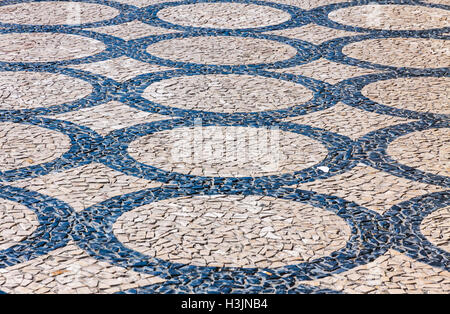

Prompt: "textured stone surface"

[272,58,383,84]
[9,163,164,212]
[145,36,298,65]
[90,20,180,41]
[157,3,291,29]
[114,195,351,268]
[329,4,450,31]
[68,56,175,82]
[362,77,450,115]
[0,71,92,110]
[300,249,450,294]
[0,2,120,25]
[128,126,328,177]
[0,199,39,251]
[387,128,449,177]
[421,206,450,253]
[0,122,71,171]
[0,33,106,62]
[142,74,313,113]
[343,38,449,69]
[45,101,173,135]
[290,163,445,215]
[283,102,414,140]
[0,0,448,295]
[266,24,366,45]
[269,0,350,10]
[0,242,165,294]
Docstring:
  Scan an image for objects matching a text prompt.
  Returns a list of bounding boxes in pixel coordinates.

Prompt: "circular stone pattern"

[0,2,120,25]
[0,33,106,62]
[329,5,450,30]
[0,122,72,171]
[146,36,297,65]
[421,205,450,253]
[362,77,450,115]
[157,3,291,29]
[142,74,314,113]
[113,195,351,268]
[0,199,39,251]
[128,126,329,177]
[387,128,449,177]
[343,38,449,69]
[0,71,93,110]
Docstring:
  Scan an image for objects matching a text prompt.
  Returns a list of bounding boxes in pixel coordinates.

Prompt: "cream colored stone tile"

[143,74,313,113]
[328,4,450,31]
[1,0,448,294]
[89,20,179,41]
[0,122,71,171]
[289,163,445,215]
[283,102,414,140]
[0,33,106,62]
[114,195,351,268]
[265,24,365,45]
[121,0,332,8]
[300,249,450,294]
[44,101,173,136]
[68,56,175,82]
[421,206,450,253]
[112,0,179,8]
[146,36,297,65]
[128,125,328,177]
[271,58,383,84]
[157,3,291,29]
[0,2,119,25]
[0,199,39,251]
[267,0,350,10]
[0,71,92,110]
[0,241,165,294]
[388,128,450,177]
[9,163,164,212]
[343,38,450,69]
[412,0,450,5]
[362,77,450,115]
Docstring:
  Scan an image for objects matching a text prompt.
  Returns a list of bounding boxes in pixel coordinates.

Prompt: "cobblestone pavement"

[0,0,449,294]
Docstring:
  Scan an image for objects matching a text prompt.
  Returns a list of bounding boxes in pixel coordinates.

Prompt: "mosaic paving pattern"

[0,0,449,294]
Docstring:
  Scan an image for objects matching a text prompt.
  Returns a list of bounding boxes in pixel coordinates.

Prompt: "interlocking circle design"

[0,0,448,293]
